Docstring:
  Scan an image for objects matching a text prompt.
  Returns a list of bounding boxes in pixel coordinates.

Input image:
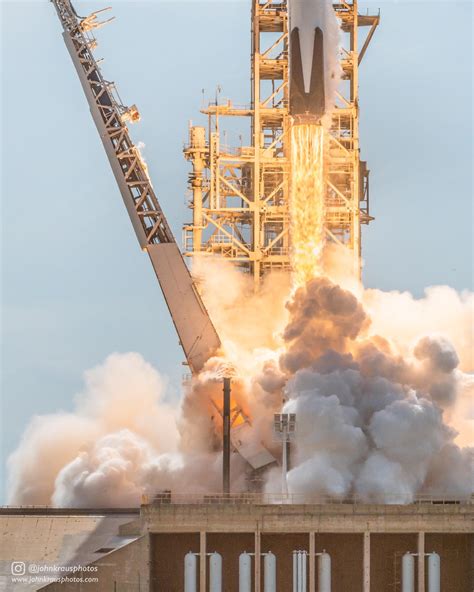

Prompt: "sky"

[0,0,472,502]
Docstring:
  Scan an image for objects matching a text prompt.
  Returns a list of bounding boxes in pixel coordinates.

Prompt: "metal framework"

[51,0,221,373]
[184,0,379,284]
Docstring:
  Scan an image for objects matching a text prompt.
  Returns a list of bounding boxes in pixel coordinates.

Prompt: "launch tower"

[184,0,379,284]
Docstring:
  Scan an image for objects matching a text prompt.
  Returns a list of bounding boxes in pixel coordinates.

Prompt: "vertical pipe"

[418,532,425,592]
[199,531,206,592]
[239,553,252,592]
[184,552,197,592]
[255,530,261,592]
[209,552,222,592]
[298,552,303,592]
[223,377,231,494]
[302,552,307,592]
[293,551,298,592]
[264,552,276,592]
[309,533,315,592]
[402,553,415,592]
[318,553,331,592]
[427,553,440,592]
[363,532,370,592]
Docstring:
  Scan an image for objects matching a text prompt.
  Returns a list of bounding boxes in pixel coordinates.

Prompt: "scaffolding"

[184,0,379,285]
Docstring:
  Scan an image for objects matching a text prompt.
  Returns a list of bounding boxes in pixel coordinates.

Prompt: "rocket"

[289,0,326,122]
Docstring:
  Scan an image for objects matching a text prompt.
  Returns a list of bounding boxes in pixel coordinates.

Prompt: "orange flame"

[290,123,326,287]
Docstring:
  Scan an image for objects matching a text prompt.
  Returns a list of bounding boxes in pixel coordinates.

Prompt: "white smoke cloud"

[277,278,473,503]
[53,430,181,508]
[6,264,473,507]
[363,286,474,372]
[7,353,181,506]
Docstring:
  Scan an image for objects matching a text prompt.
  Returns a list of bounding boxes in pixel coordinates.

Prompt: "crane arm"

[51,0,221,373]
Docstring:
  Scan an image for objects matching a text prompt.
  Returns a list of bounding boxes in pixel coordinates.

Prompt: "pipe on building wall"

[427,552,441,592]
[293,551,307,592]
[293,550,297,591]
[301,552,307,592]
[317,552,331,592]
[239,552,252,592]
[402,553,415,592]
[209,552,222,592]
[184,552,197,592]
[264,552,277,592]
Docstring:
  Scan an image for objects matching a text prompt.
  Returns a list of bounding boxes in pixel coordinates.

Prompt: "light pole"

[273,413,296,496]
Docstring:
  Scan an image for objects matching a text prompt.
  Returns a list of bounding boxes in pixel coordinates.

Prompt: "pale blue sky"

[1,1,472,501]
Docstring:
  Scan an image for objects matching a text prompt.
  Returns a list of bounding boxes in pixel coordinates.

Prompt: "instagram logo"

[11,562,26,576]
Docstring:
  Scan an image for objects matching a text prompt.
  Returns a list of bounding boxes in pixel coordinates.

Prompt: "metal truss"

[184,0,378,284]
[52,0,221,373]
[52,1,174,247]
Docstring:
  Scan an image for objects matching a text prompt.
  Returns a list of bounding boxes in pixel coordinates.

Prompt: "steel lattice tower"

[184,0,379,285]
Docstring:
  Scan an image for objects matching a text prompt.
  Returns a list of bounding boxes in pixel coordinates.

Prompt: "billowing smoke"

[7,262,472,507]
[7,353,221,507]
[273,278,473,503]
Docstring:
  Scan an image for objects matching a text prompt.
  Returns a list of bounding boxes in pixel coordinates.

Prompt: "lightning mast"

[51,0,220,374]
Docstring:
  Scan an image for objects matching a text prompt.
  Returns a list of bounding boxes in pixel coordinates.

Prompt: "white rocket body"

[288,0,341,119]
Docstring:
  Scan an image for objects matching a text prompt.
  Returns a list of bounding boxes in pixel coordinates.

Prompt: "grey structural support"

[309,532,316,592]
[199,531,206,592]
[418,531,425,592]
[255,530,261,592]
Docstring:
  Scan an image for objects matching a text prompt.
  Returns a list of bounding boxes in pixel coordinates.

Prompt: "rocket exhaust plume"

[288,1,342,285]
[290,123,326,286]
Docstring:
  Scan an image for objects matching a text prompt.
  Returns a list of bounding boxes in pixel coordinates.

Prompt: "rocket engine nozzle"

[289,26,326,123]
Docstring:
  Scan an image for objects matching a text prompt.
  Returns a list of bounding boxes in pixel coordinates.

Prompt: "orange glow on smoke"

[212,397,247,429]
[290,123,326,287]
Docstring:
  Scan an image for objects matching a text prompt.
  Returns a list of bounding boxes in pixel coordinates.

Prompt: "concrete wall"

[0,510,138,592]
[140,502,474,534]
[41,536,149,592]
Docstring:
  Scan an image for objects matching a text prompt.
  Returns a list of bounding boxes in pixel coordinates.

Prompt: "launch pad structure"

[50,0,386,497]
[2,3,473,592]
[184,0,379,284]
